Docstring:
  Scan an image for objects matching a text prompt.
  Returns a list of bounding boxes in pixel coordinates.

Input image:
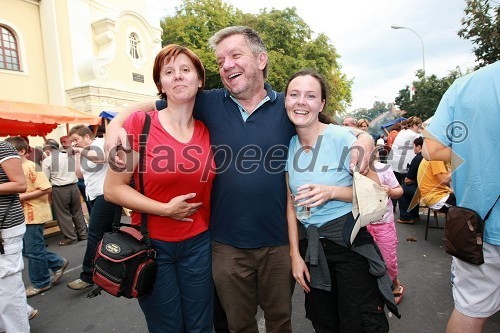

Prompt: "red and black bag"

[90,225,157,298]
[88,114,157,299]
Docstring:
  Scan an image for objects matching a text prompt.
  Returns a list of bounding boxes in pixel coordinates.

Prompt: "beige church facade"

[0,0,163,141]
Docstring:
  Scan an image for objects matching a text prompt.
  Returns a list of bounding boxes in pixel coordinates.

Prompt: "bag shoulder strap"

[484,195,500,222]
[0,197,16,254]
[0,197,15,227]
[110,114,152,233]
[138,114,151,241]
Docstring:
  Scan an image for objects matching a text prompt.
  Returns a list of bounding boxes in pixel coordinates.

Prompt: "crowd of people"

[340,61,500,333]
[0,124,127,331]
[1,24,498,333]
[0,132,92,332]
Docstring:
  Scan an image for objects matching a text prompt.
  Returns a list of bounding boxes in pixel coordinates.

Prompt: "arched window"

[129,33,141,60]
[0,25,20,71]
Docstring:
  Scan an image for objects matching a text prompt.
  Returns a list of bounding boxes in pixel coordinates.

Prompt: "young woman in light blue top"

[285,69,399,332]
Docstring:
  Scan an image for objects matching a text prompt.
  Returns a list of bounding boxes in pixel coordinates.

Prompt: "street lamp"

[391,25,425,76]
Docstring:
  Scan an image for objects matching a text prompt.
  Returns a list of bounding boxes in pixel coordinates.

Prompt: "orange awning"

[0,100,101,137]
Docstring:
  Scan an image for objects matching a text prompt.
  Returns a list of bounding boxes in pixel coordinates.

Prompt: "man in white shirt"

[42,139,87,245]
[388,116,422,182]
[66,126,121,290]
[387,116,422,212]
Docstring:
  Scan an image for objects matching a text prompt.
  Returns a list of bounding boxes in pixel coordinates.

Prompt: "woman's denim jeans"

[23,224,64,288]
[139,230,213,333]
[80,195,121,283]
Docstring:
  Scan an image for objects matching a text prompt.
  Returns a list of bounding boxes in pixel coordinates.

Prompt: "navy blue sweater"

[158,84,296,248]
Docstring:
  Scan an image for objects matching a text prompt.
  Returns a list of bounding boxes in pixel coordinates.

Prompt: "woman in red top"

[105,44,215,332]
[386,122,402,149]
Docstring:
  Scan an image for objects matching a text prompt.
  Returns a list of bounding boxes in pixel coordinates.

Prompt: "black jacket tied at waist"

[297,213,401,319]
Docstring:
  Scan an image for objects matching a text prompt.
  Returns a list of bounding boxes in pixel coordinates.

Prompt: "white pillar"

[39,0,66,105]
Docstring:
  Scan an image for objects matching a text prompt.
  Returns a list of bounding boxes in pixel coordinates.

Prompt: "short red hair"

[152,44,206,100]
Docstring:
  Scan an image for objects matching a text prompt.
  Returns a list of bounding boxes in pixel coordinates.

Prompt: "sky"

[160,0,477,112]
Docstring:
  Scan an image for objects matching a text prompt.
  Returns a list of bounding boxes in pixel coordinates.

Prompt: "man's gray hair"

[208,26,269,79]
[44,139,60,150]
[343,117,357,126]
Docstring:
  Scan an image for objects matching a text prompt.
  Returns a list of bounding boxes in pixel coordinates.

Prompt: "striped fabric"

[0,141,25,229]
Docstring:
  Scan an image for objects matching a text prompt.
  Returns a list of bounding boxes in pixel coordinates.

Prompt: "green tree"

[160,0,243,88]
[458,0,500,68]
[395,70,461,120]
[351,101,389,123]
[395,86,411,114]
[245,8,352,114]
[160,0,352,115]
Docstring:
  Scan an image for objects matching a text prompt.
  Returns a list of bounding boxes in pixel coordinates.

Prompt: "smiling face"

[70,133,92,148]
[285,74,326,129]
[158,53,202,105]
[215,34,267,100]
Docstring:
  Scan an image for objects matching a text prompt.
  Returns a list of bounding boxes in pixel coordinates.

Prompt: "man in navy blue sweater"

[106,26,373,332]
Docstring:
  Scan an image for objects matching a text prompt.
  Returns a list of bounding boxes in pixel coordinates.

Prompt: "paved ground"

[25,210,500,332]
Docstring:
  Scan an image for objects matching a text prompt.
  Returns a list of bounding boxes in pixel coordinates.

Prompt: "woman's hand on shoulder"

[161,193,202,222]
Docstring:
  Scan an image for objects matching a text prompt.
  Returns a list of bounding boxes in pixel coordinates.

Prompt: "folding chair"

[424,205,446,240]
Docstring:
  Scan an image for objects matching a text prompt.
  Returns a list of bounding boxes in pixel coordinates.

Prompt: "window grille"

[0,26,20,71]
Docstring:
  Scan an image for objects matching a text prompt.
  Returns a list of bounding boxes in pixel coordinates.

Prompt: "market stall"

[0,100,101,137]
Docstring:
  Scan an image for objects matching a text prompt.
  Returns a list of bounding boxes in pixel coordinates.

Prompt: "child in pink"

[366,160,405,305]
